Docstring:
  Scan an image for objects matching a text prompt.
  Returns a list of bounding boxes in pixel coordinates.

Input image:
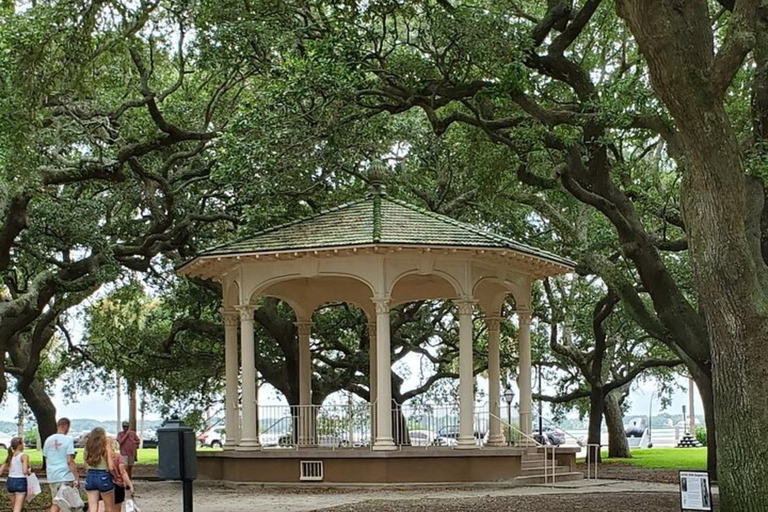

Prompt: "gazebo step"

[519,465,572,477]
[521,456,547,465]
[521,461,549,470]
[514,471,584,485]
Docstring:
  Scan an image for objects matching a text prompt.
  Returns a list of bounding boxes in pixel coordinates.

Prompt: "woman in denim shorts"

[0,437,31,512]
[83,428,116,512]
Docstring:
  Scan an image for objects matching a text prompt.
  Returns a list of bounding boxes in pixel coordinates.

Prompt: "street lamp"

[504,386,515,446]
[648,393,654,448]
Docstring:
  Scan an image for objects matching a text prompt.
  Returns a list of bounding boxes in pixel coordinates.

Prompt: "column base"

[236,439,262,451]
[486,435,506,447]
[223,443,237,451]
[372,438,397,451]
[456,437,479,449]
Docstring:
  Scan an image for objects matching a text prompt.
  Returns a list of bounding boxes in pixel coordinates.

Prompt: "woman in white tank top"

[0,437,31,512]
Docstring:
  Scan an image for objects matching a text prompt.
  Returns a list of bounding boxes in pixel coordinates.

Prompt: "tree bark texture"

[694,370,718,479]
[604,388,631,458]
[20,378,57,444]
[619,1,768,508]
[128,379,138,432]
[586,385,604,462]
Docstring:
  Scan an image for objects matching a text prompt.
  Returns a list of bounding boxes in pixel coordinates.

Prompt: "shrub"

[695,426,707,446]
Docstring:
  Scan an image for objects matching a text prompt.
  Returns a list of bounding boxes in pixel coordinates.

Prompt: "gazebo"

[178,178,578,484]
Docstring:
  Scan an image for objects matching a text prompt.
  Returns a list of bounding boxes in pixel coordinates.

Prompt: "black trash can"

[157,416,197,511]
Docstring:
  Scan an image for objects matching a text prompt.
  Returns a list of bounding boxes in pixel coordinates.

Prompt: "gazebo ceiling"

[178,188,575,279]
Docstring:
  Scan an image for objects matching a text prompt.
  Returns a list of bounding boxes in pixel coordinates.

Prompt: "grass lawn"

[20,448,165,467]
[599,447,707,469]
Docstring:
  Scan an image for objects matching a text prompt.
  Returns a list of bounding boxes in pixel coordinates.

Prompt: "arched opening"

[385,273,479,446]
[243,296,299,447]
[248,275,376,448]
[390,271,462,306]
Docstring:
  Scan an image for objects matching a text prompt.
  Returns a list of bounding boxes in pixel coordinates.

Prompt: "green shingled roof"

[196,191,573,268]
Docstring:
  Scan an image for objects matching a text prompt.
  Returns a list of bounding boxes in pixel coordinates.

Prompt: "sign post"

[679,471,712,511]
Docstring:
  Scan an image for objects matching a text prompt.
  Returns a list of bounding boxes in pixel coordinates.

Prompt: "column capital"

[235,304,257,322]
[485,315,503,332]
[220,308,239,327]
[456,299,477,316]
[294,321,313,337]
[517,309,532,326]
[371,296,391,315]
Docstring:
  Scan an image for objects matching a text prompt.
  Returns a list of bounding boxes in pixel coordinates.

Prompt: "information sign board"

[679,471,712,511]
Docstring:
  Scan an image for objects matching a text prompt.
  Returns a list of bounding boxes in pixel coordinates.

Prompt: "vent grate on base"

[300,460,324,481]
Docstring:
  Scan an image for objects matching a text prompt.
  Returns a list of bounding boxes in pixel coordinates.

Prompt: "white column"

[518,309,533,439]
[457,299,478,449]
[222,309,240,450]
[486,316,504,446]
[236,305,261,450]
[368,322,378,443]
[372,298,395,451]
[296,321,314,446]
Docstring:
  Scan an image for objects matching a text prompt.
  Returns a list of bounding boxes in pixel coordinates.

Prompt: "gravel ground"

[2,472,706,512]
[319,493,694,512]
[112,480,705,512]
[577,463,681,483]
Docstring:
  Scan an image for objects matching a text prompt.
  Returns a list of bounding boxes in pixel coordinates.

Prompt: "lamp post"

[504,386,515,446]
[648,393,654,448]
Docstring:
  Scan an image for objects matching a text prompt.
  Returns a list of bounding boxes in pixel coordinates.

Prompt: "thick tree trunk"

[604,389,631,458]
[0,353,6,406]
[693,369,717,479]
[128,379,138,432]
[392,402,411,446]
[586,385,604,462]
[619,2,768,509]
[19,377,56,445]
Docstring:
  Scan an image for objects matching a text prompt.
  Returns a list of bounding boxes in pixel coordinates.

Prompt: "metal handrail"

[584,443,600,480]
[531,413,585,446]
[489,413,543,447]
[530,414,600,480]
[490,413,573,484]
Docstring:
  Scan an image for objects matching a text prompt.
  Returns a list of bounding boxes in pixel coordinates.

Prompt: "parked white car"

[0,432,14,451]
[198,426,226,448]
[409,430,438,447]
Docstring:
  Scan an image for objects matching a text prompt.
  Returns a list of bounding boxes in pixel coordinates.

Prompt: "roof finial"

[368,160,388,195]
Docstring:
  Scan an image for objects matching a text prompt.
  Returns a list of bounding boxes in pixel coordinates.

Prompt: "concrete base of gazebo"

[196,447,582,485]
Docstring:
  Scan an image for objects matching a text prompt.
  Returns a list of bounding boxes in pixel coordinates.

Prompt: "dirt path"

[320,493,693,512]
[126,480,695,512]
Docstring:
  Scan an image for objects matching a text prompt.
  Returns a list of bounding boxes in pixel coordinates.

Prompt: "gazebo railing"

[258,404,373,449]
[258,402,503,450]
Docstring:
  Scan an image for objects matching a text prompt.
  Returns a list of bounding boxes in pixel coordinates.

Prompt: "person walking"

[116,421,139,478]
[83,428,116,512]
[0,437,31,512]
[94,440,136,512]
[43,417,79,512]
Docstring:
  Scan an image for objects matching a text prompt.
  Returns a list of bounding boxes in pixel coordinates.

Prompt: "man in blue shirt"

[42,417,79,511]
